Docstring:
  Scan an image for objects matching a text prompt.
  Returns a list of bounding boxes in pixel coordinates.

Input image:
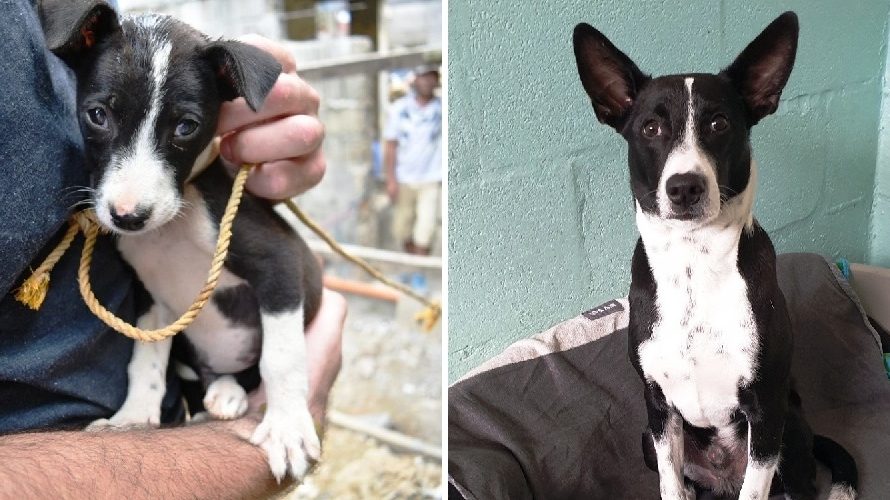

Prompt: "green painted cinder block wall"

[869,23,890,265]
[448,1,890,382]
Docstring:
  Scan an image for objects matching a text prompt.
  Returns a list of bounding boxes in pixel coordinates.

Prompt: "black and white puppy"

[574,12,858,500]
[39,0,322,481]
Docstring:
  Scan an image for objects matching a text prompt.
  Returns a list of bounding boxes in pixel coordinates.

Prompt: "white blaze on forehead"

[132,13,165,30]
[657,77,720,219]
[138,40,173,159]
[95,40,180,233]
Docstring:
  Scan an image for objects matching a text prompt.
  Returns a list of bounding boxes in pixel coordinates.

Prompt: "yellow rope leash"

[14,220,80,310]
[17,165,250,341]
[285,199,441,331]
[77,164,249,341]
[15,164,440,338]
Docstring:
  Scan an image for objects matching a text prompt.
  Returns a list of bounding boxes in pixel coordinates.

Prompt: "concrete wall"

[869,24,890,266]
[289,37,376,247]
[448,1,890,381]
[119,0,283,38]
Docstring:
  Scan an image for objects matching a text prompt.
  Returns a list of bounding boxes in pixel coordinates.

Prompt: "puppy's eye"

[175,119,199,138]
[87,107,108,128]
[641,120,661,138]
[710,114,729,133]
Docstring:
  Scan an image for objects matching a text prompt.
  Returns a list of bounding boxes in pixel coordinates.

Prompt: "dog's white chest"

[636,220,758,429]
[117,188,257,373]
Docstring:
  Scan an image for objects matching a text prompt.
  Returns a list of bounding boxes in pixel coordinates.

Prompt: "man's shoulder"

[391,95,413,112]
[391,95,441,115]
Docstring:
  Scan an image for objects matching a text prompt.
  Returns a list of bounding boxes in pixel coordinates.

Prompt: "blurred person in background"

[383,65,442,257]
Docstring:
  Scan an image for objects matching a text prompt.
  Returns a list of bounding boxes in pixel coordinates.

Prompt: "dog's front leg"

[87,303,172,429]
[738,417,782,500]
[251,304,321,482]
[645,384,691,500]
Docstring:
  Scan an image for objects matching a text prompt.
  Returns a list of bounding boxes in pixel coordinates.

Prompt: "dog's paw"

[187,411,211,425]
[85,407,161,431]
[204,377,248,420]
[85,418,114,431]
[658,481,695,500]
[250,406,320,482]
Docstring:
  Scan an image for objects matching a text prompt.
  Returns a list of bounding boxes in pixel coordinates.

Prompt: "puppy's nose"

[665,173,706,209]
[110,205,152,231]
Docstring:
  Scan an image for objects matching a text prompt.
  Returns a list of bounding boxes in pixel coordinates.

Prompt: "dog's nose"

[665,174,706,209]
[110,205,152,231]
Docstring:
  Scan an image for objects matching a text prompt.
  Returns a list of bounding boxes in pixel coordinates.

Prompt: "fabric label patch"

[582,300,624,321]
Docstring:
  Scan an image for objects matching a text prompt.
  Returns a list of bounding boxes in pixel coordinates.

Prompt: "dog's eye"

[641,120,661,138]
[175,119,199,138]
[87,107,107,128]
[710,115,729,133]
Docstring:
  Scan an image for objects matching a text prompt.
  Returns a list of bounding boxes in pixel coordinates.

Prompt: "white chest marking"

[637,169,761,429]
[117,186,257,373]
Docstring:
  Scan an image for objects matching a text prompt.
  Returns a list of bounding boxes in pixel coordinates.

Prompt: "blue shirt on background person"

[0,0,179,433]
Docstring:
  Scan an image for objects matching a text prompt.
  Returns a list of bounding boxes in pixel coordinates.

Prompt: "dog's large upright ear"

[573,23,648,131]
[203,41,282,112]
[38,0,119,64]
[722,12,798,125]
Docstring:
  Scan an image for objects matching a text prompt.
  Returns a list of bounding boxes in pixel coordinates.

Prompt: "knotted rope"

[15,164,441,338]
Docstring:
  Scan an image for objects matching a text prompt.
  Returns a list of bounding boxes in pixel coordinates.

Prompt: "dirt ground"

[289,283,443,499]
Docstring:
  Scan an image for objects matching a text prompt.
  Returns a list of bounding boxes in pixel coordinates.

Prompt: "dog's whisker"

[58,186,97,203]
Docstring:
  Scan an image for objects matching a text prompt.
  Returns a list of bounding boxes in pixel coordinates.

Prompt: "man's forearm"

[0,419,286,500]
[383,140,398,181]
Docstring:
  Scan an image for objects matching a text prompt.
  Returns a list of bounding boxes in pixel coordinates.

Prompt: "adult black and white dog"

[39,0,322,481]
[573,12,858,500]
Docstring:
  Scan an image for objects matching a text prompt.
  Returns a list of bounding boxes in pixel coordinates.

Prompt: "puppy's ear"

[38,0,119,63]
[573,23,648,131]
[203,41,282,112]
[721,12,798,125]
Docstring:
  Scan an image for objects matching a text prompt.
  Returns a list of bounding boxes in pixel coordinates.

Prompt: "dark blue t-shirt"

[0,0,177,432]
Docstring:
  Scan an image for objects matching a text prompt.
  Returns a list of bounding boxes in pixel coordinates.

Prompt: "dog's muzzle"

[665,173,706,219]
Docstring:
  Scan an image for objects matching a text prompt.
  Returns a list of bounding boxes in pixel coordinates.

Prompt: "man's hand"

[386,177,399,202]
[383,139,399,202]
[216,34,326,200]
[304,289,346,424]
[215,37,342,418]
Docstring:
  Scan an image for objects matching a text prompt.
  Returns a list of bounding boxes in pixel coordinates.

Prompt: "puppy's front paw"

[658,481,695,500]
[204,377,248,420]
[85,407,161,431]
[250,406,320,482]
[85,418,113,431]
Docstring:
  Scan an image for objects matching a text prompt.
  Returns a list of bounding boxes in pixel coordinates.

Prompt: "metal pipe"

[328,410,442,460]
[308,240,442,269]
[323,275,401,302]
